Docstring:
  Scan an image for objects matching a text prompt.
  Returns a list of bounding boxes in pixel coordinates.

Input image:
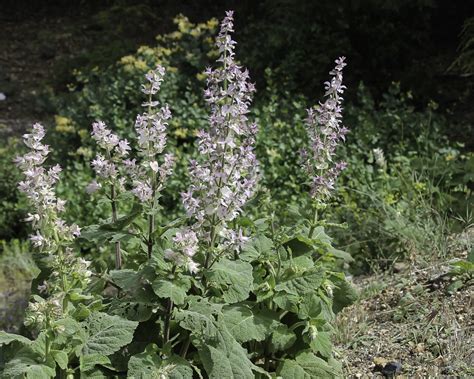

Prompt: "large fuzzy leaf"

[205,259,253,303]
[152,278,190,305]
[241,235,274,261]
[197,327,265,379]
[0,331,31,346]
[2,349,56,379]
[309,331,332,358]
[275,267,325,296]
[176,300,268,379]
[277,351,340,378]
[221,304,280,343]
[81,312,138,356]
[269,325,297,352]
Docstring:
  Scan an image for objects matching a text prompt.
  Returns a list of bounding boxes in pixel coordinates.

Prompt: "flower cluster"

[181,11,258,255]
[16,124,93,327]
[15,123,81,246]
[373,147,387,170]
[132,65,175,203]
[24,295,63,330]
[87,120,131,194]
[164,228,199,274]
[301,57,348,198]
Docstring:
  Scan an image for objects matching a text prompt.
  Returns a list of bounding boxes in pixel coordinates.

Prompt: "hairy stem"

[163,299,174,344]
[180,335,191,358]
[308,207,318,238]
[110,184,122,269]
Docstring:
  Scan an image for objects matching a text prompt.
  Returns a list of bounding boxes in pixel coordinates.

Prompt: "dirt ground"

[335,229,474,378]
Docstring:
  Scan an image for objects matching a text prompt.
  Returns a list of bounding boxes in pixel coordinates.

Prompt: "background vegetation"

[0,0,472,377]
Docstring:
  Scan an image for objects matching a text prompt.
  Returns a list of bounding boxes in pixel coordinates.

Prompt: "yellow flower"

[54,116,75,133]
[174,128,188,139]
[196,72,206,81]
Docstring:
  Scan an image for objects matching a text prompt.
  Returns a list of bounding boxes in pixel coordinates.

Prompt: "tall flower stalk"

[174,11,259,271]
[132,65,174,259]
[89,120,131,269]
[15,123,92,325]
[300,57,348,236]
[88,66,174,263]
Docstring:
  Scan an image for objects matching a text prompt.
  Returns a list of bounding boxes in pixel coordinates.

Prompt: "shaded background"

[1,0,473,137]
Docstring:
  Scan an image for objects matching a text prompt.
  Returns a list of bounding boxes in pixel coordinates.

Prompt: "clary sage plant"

[0,11,355,379]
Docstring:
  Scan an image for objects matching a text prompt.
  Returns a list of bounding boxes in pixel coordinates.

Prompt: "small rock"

[382,361,402,377]
[393,262,407,272]
[0,92,6,101]
[373,357,388,367]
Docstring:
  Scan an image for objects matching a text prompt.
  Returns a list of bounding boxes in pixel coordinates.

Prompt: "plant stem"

[308,207,318,238]
[163,299,174,344]
[180,335,191,358]
[146,92,157,261]
[110,184,122,269]
[147,173,156,260]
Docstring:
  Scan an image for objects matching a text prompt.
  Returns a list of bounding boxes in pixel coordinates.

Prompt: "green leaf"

[205,259,253,303]
[2,349,56,379]
[197,329,258,379]
[269,325,297,352]
[221,305,280,343]
[175,302,220,337]
[51,350,68,370]
[298,293,323,319]
[328,247,354,262]
[108,299,154,322]
[309,332,332,358]
[241,235,274,262]
[79,224,135,243]
[79,354,111,373]
[332,279,358,313]
[277,351,340,378]
[127,345,163,379]
[275,267,325,296]
[176,300,267,379]
[128,350,194,379]
[284,235,314,256]
[109,269,142,291]
[311,226,332,245]
[82,312,138,356]
[0,331,31,346]
[166,355,194,379]
[270,325,296,352]
[101,202,143,231]
[152,279,190,305]
[273,292,299,313]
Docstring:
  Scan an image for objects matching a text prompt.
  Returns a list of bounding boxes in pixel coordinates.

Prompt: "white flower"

[85,180,102,194]
[149,161,159,173]
[30,231,45,247]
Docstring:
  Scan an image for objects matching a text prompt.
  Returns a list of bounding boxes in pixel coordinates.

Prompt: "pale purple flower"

[164,228,200,274]
[117,139,131,156]
[16,123,79,246]
[30,231,45,247]
[132,181,153,202]
[130,66,175,203]
[85,180,102,194]
[302,56,348,198]
[181,11,258,253]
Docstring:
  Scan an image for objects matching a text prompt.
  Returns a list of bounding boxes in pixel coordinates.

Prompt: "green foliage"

[0,138,28,240]
[0,9,472,378]
[450,17,474,74]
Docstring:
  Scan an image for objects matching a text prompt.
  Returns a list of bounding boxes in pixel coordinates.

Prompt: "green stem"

[180,335,191,358]
[308,207,318,238]
[163,299,174,344]
[110,184,122,269]
[146,92,157,261]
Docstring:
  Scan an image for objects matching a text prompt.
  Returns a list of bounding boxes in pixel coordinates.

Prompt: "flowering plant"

[0,11,355,378]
